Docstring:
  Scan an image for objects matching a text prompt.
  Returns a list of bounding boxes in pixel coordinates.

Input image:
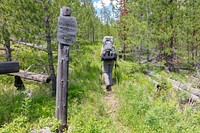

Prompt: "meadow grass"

[0,42,200,132]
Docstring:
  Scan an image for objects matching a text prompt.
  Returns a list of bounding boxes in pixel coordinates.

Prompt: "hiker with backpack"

[100,36,117,91]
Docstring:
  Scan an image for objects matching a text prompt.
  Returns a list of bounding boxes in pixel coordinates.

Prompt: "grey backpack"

[101,36,117,61]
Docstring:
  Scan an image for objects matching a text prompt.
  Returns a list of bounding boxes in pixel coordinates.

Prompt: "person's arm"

[113,47,118,62]
[113,47,116,53]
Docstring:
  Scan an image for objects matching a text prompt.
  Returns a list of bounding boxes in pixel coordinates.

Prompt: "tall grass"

[0,42,117,132]
[0,42,199,132]
[115,61,200,133]
[67,43,117,132]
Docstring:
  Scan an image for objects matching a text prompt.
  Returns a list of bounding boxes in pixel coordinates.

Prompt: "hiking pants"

[103,60,114,86]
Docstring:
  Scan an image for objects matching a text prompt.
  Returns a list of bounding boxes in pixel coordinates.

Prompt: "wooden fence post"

[56,7,77,132]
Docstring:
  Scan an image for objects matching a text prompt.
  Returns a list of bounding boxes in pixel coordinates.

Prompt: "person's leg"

[103,61,114,91]
[103,61,110,87]
[108,61,114,86]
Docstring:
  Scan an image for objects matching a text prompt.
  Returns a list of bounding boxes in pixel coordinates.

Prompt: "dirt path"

[103,86,131,133]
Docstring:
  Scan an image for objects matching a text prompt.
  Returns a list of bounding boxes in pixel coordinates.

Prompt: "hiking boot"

[106,85,112,91]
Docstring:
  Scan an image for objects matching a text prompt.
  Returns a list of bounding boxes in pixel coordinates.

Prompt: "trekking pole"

[114,60,118,87]
[100,61,103,86]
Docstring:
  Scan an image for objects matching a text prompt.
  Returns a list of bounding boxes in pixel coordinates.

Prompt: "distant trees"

[1,0,63,95]
[115,0,200,67]
[0,0,109,94]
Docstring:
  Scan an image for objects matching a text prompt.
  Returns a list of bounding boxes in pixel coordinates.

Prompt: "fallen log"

[118,53,135,56]
[0,46,6,50]
[148,72,200,102]
[173,66,195,71]
[9,68,74,83]
[0,61,20,74]
[0,53,5,56]
[140,54,160,64]
[0,46,14,51]
[9,70,51,83]
[169,79,200,99]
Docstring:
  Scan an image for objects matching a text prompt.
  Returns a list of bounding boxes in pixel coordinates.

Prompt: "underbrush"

[1,42,199,132]
[0,81,59,132]
[115,61,200,133]
[0,42,117,132]
[67,43,117,132]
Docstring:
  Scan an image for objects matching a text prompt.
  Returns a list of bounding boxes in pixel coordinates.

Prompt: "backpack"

[101,36,117,61]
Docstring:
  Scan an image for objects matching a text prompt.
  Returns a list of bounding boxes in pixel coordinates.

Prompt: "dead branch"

[13,41,47,52]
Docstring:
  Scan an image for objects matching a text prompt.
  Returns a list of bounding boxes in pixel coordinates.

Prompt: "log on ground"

[0,53,5,56]
[0,46,14,51]
[9,70,51,83]
[148,72,200,102]
[0,46,6,50]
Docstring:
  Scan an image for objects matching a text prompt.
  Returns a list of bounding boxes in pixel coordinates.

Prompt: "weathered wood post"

[56,7,77,132]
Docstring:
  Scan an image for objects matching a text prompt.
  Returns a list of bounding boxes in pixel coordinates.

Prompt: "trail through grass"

[1,42,200,132]
[103,85,131,133]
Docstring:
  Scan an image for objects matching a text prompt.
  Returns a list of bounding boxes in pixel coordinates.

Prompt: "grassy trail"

[103,86,131,133]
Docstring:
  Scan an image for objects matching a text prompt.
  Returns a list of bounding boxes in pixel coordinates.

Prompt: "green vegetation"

[0,0,200,132]
[0,82,59,132]
[0,43,200,132]
[115,62,200,133]
[0,43,116,132]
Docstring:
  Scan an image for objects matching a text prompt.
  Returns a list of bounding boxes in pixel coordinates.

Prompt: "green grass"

[0,81,59,132]
[0,42,117,132]
[114,61,200,133]
[67,43,117,132]
[0,42,200,132]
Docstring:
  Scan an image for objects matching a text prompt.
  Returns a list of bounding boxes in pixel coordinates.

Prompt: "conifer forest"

[0,0,200,133]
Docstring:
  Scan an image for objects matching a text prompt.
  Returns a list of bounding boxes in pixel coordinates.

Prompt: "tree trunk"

[187,33,190,62]
[3,24,25,90]
[192,30,196,63]
[169,0,175,60]
[123,44,126,60]
[44,14,56,96]
[192,44,194,62]
[196,45,198,59]
[45,19,56,96]
[5,42,12,61]
[88,25,90,41]
[2,26,12,61]
[92,24,95,42]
